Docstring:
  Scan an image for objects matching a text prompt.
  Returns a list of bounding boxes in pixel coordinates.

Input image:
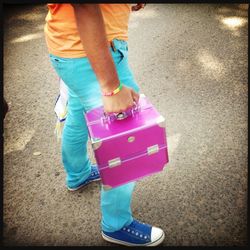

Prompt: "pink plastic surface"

[99,146,168,188]
[85,95,169,188]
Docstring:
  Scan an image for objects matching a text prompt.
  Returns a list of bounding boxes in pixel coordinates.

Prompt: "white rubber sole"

[102,231,165,247]
[67,177,101,191]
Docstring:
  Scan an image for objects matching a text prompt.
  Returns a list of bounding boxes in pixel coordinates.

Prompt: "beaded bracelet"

[102,82,123,96]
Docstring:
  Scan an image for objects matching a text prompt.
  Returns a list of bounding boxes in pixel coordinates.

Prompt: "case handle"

[102,102,140,123]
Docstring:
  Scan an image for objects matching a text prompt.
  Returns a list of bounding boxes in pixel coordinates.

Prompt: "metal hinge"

[147,144,159,155]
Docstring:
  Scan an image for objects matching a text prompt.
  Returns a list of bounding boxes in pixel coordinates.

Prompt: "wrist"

[102,82,123,96]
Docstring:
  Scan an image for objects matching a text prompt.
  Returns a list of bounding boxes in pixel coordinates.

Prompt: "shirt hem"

[47,37,128,58]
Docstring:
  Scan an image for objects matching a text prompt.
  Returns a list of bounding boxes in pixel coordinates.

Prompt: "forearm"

[72,4,119,92]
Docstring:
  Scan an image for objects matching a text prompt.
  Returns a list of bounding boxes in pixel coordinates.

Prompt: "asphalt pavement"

[3,3,248,246]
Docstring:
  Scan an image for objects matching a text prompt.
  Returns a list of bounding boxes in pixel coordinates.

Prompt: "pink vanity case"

[85,94,169,190]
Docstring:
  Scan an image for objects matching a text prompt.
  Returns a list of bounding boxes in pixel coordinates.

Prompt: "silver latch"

[147,144,159,155]
[108,157,121,168]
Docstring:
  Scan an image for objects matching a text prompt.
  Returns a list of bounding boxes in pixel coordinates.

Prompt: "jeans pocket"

[50,55,75,74]
[117,47,128,64]
[50,54,75,67]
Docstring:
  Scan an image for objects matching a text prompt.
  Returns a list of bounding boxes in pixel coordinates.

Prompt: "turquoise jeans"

[49,39,140,232]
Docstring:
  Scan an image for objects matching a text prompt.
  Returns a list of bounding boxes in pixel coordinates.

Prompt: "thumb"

[131,89,140,103]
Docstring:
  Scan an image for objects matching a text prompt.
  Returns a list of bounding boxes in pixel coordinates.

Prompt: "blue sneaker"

[67,165,101,191]
[102,219,165,246]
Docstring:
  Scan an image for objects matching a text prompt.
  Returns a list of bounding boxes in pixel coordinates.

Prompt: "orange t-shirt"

[44,4,131,58]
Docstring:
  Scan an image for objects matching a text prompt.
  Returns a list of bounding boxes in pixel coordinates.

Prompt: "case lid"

[85,94,163,143]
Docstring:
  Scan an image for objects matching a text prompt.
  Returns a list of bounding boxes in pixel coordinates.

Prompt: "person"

[3,97,9,120]
[44,3,165,246]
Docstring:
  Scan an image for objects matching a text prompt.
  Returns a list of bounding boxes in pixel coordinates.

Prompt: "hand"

[102,85,140,113]
[131,3,146,11]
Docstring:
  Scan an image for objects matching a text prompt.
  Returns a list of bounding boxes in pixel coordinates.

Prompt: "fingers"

[131,89,140,103]
[102,86,140,114]
[131,5,139,11]
[131,4,146,11]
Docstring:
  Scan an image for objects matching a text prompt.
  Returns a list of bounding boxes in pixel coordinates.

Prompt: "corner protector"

[156,115,165,128]
[92,138,102,150]
[102,185,113,191]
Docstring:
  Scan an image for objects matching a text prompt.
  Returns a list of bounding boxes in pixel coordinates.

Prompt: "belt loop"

[110,40,116,52]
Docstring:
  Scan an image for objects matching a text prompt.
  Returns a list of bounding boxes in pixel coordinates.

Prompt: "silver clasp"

[147,144,159,155]
[108,157,121,168]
